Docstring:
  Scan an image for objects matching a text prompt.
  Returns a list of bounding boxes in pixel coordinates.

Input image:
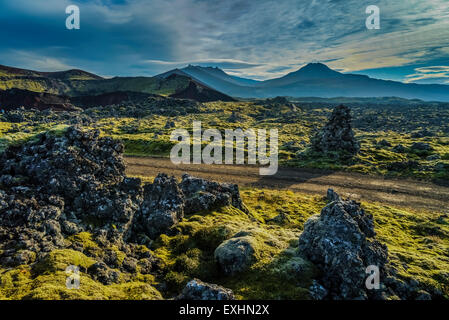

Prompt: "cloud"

[0,50,75,71]
[141,59,260,70]
[405,66,449,84]
[1,0,449,81]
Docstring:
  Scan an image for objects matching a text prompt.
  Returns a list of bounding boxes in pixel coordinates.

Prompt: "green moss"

[32,249,96,274]
[363,202,449,296]
[1,186,448,299]
[67,232,99,250]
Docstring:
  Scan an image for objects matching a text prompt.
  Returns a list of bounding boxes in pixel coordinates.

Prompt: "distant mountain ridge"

[0,64,103,80]
[0,64,235,109]
[2,62,449,101]
[157,63,449,101]
[0,64,232,102]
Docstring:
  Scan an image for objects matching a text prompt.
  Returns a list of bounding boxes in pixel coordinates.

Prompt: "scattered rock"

[164,120,175,129]
[309,280,328,300]
[327,188,341,202]
[410,142,433,152]
[411,130,434,138]
[214,234,256,275]
[178,279,235,300]
[377,139,392,147]
[415,290,432,300]
[426,154,440,161]
[87,262,120,285]
[138,174,185,239]
[387,160,420,171]
[393,144,406,153]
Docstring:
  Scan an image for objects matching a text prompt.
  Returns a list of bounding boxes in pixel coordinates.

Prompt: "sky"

[1,0,449,83]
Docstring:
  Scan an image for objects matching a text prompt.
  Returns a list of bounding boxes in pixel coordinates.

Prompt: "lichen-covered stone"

[298,189,388,300]
[179,279,235,300]
[214,234,256,275]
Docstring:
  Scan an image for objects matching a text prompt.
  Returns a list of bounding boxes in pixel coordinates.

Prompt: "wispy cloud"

[405,66,449,84]
[1,0,449,81]
[141,59,261,69]
[0,50,75,71]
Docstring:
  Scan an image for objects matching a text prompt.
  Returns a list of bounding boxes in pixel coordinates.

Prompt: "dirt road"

[125,156,449,212]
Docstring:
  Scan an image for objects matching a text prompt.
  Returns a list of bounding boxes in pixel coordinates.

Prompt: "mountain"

[158,63,449,101]
[0,64,233,102]
[168,74,236,102]
[255,63,449,101]
[0,64,237,109]
[157,65,259,96]
[0,88,78,111]
[3,62,449,102]
[0,64,102,80]
[259,63,342,87]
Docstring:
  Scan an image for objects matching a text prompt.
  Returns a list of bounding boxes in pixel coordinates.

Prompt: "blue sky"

[1,0,449,83]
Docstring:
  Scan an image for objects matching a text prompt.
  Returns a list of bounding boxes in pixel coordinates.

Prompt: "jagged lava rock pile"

[0,127,247,277]
[299,189,388,299]
[311,104,360,155]
[299,189,439,300]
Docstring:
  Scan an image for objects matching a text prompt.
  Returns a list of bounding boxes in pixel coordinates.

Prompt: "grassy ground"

[3,101,447,181]
[1,182,447,300]
[0,101,448,299]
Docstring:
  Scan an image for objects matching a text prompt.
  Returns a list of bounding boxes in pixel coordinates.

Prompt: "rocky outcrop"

[180,174,248,215]
[298,189,388,300]
[0,126,248,268]
[178,279,235,300]
[138,174,185,239]
[311,105,360,155]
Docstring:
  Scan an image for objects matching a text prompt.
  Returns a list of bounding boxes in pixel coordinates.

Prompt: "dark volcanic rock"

[298,189,389,300]
[178,279,235,300]
[87,261,120,285]
[138,173,185,239]
[410,142,434,152]
[180,174,248,215]
[311,105,360,155]
[0,88,79,111]
[0,126,248,268]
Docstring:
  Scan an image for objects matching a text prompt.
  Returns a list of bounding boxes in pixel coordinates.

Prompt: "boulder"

[178,279,235,300]
[377,139,392,147]
[180,174,248,214]
[298,189,388,300]
[392,144,406,153]
[214,234,256,275]
[410,142,433,152]
[87,261,120,285]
